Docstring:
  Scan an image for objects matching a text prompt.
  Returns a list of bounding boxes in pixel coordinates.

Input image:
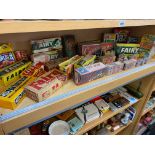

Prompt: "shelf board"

[142,104,155,116]
[109,121,132,135]
[0,20,155,34]
[76,102,138,135]
[1,61,155,134]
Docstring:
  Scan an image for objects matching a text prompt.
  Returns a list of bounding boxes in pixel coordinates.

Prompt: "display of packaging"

[80,43,101,56]
[126,106,136,121]
[59,55,81,78]
[0,60,31,87]
[74,62,107,85]
[94,99,110,114]
[100,55,116,64]
[0,76,35,109]
[115,43,140,61]
[0,52,16,69]
[57,110,75,121]
[123,59,137,70]
[68,117,84,134]
[127,37,140,44]
[74,55,96,69]
[31,37,62,53]
[25,69,67,102]
[46,49,63,60]
[106,61,124,75]
[14,50,28,61]
[103,33,116,43]
[140,34,155,50]
[62,35,76,58]
[114,29,129,43]
[44,57,68,72]
[0,43,13,54]
[21,62,45,77]
[31,52,50,64]
[75,103,100,123]
[116,88,138,104]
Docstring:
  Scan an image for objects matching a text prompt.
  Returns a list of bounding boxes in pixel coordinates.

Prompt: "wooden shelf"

[0,61,155,134]
[109,121,132,135]
[142,104,155,116]
[76,102,138,135]
[0,20,155,34]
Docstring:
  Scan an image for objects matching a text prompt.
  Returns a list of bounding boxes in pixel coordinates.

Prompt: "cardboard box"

[0,76,35,110]
[59,55,81,78]
[0,60,31,87]
[74,62,107,85]
[25,69,67,102]
[31,37,62,53]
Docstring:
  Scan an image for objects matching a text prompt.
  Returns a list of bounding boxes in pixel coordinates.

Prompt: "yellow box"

[0,76,35,110]
[0,60,31,87]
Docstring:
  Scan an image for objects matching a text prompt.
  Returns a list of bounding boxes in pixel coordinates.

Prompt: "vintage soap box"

[59,55,81,78]
[25,69,67,102]
[31,37,62,53]
[0,60,31,87]
[0,76,35,110]
[74,62,107,85]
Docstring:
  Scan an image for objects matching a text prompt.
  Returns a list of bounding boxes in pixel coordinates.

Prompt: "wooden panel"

[0,20,155,34]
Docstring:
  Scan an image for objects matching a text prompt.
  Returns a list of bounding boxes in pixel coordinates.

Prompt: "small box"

[123,59,137,70]
[68,117,84,135]
[25,69,67,102]
[74,62,107,85]
[94,99,110,114]
[106,61,124,75]
[0,76,35,109]
[75,103,100,123]
[74,55,96,69]
[0,60,31,87]
[59,55,81,78]
[21,62,45,77]
[31,52,50,64]
[14,50,28,61]
[103,33,116,43]
[31,37,62,53]
[44,57,68,72]
[0,52,16,69]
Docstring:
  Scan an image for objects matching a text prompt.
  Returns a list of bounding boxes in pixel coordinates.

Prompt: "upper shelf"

[1,61,155,134]
[0,20,155,34]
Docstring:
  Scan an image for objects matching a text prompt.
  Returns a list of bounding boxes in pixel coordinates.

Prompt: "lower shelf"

[109,121,132,135]
[76,101,139,135]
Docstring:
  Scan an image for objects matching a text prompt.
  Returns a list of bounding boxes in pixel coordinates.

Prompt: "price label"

[119,20,125,27]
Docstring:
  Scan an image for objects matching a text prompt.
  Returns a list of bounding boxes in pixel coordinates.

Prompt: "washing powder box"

[25,69,67,102]
[0,60,31,87]
[74,62,107,85]
[31,37,62,53]
[0,76,35,110]
[75,103,100,124]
